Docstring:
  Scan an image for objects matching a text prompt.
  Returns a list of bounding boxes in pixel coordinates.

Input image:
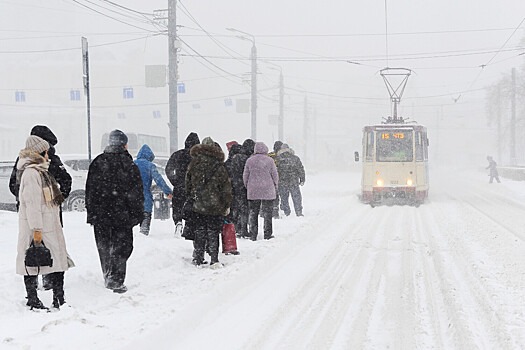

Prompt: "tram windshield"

[376,130,413,162]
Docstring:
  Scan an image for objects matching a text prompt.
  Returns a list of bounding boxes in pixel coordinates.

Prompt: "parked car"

[0,161,16,211]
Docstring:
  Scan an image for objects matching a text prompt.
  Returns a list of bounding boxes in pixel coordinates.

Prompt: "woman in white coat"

[16,135,71,310]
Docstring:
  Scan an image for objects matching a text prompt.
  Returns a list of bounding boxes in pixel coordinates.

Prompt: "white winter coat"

[16,155,70,275]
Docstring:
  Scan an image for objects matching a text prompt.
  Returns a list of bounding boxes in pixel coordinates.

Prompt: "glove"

[33,229,43,244]
[299,181,305,186]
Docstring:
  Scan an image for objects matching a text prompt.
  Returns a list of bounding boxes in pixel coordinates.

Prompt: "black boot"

[24,276,48,311]
[140,212,152,236]
[50,272,66,309]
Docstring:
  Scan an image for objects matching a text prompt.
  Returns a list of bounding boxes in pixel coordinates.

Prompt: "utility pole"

[168,0,178,153]
[250,42,257,140]
[511,67,516,165]
[303,95,308,164]
[81,37,92,162]
[278,71,284,141]
[496,85,502,163]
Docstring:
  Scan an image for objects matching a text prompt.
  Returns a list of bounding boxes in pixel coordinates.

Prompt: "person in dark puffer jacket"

[86,129,144,293]
[134,144,173,236]
[230,139,255,238]
[185,137,232,268]
[276,144,305,216]
[165,132,200,236]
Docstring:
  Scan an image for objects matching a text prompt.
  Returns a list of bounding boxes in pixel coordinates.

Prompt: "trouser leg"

[140,211,152,235]
[248,200,261,240]
[94,225,111,286]
[207,216,222,264]
[261,200,273,239]
[237,197,249,237]
[272,195,280,218]
[107,226,133,288]
[48,272,65,307]
[192,214,207,264]
[290,185,303,215]
[172,195,184,224]
[279,186,291,216]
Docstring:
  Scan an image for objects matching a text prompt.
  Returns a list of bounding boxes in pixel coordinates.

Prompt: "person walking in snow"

[276,144,305,216]
[165,132,200,236]
[134,144,173,236]
[224,142,242,224]
[185,137,232,268]
[243,142,279,240]
[9,125,72,292]
[230,139,255,238]
[16,135,72,310]
[486,156,501,184]
[85,130,144,293]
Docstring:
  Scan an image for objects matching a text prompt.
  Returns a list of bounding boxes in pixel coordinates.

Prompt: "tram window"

[423,132,428,160]
[416,132,424,161]
[365,131,374,160]
[376,131,413,162]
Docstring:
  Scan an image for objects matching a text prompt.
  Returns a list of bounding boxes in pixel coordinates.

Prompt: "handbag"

[25,240,53,274]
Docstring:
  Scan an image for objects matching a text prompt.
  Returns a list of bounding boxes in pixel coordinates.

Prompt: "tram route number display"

[381,132,405,140]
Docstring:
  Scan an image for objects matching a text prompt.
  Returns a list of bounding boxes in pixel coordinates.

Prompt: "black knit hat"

[109,129,128,146]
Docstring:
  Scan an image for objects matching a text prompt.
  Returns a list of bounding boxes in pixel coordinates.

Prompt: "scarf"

[18,149,65,207]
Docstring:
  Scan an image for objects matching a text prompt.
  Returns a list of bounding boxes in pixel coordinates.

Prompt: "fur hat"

[26,135,50,154]
[201,137,215,146]
[108,129,128,146]
[30,125,58,146]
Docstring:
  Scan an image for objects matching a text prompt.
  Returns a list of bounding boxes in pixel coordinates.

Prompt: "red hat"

[226,141,238,151]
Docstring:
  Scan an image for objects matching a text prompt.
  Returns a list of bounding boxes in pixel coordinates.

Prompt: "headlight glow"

[376,179,384,186]
[407,179,413,186]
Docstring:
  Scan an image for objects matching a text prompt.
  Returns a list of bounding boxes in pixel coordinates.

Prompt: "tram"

[358,117,429,207]
[357,67,429,207]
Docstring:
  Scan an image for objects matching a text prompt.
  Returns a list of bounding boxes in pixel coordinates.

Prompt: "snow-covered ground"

[1,169,525,349]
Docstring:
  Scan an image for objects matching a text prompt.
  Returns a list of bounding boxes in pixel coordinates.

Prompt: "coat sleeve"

[296,157,306,183]
[19,169,44,231]
[9,158,19,198]
[50,156,72,199]
[165,153,177,187]
[151,164,172,195]
[128,163,145,226]
[243,160,250,188]
[270,160,279,187]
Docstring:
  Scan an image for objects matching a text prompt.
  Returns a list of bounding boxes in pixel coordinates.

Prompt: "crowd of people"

[9,127,306,311]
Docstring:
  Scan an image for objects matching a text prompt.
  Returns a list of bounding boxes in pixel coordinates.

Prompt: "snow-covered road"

[1,170,525,349]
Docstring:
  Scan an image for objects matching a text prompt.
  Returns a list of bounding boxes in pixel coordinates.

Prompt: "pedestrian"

[277,144,306,216]
[185,137,232,268]
[16,135,72,310]
[165,132,200,236]
[9,125,72,291]
[134,144,173,236]
[85,130,144,293]
[224,142,242,224]
[230,139,255,238]
[486,156,501,184]
[243,142,279,240]
[268,141,283,218]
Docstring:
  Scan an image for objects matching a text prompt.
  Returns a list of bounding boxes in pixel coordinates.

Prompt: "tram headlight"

[406,179,413,186]
[376,179,384,187]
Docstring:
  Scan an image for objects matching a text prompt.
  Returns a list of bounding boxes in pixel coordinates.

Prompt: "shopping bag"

[221,223,239,255]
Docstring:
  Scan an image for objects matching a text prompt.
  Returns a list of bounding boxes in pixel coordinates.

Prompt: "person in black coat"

[85,130,144,293]
[224,143,242,224]
[165,132,200,235]
[9,125,72,291]
[276,144,305,216]
[230,139,255,238]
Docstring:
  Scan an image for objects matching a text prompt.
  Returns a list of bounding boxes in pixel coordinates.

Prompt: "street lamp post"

[227,28,257,140]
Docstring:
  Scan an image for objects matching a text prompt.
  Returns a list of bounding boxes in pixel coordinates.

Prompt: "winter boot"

[25,276,48,311]
[51,272,66,309]
[140,212,152,235]
[174,222,183,237]
[41,274,52,291]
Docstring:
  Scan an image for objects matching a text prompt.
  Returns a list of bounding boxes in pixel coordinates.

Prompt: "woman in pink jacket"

[243,142,279,240]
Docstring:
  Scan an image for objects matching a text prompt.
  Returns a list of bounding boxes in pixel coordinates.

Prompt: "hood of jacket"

[254,142,269,155]
[190,143,225,162]
[185,132,200,149]
[241,139,255,156]
[137,144,155,162]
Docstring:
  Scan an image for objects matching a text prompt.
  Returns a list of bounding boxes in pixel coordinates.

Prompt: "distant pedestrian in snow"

[165,132,200,236]
[224,142,242,224]
[243,142,279,240]
[230,139,255,238]
[486,156,501,184]
[276,144,305,216]
[16,135,72,310]
[134,144,173,236]
[185,137,232,268]
[9,125,72,293]
[86,130,144,293]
